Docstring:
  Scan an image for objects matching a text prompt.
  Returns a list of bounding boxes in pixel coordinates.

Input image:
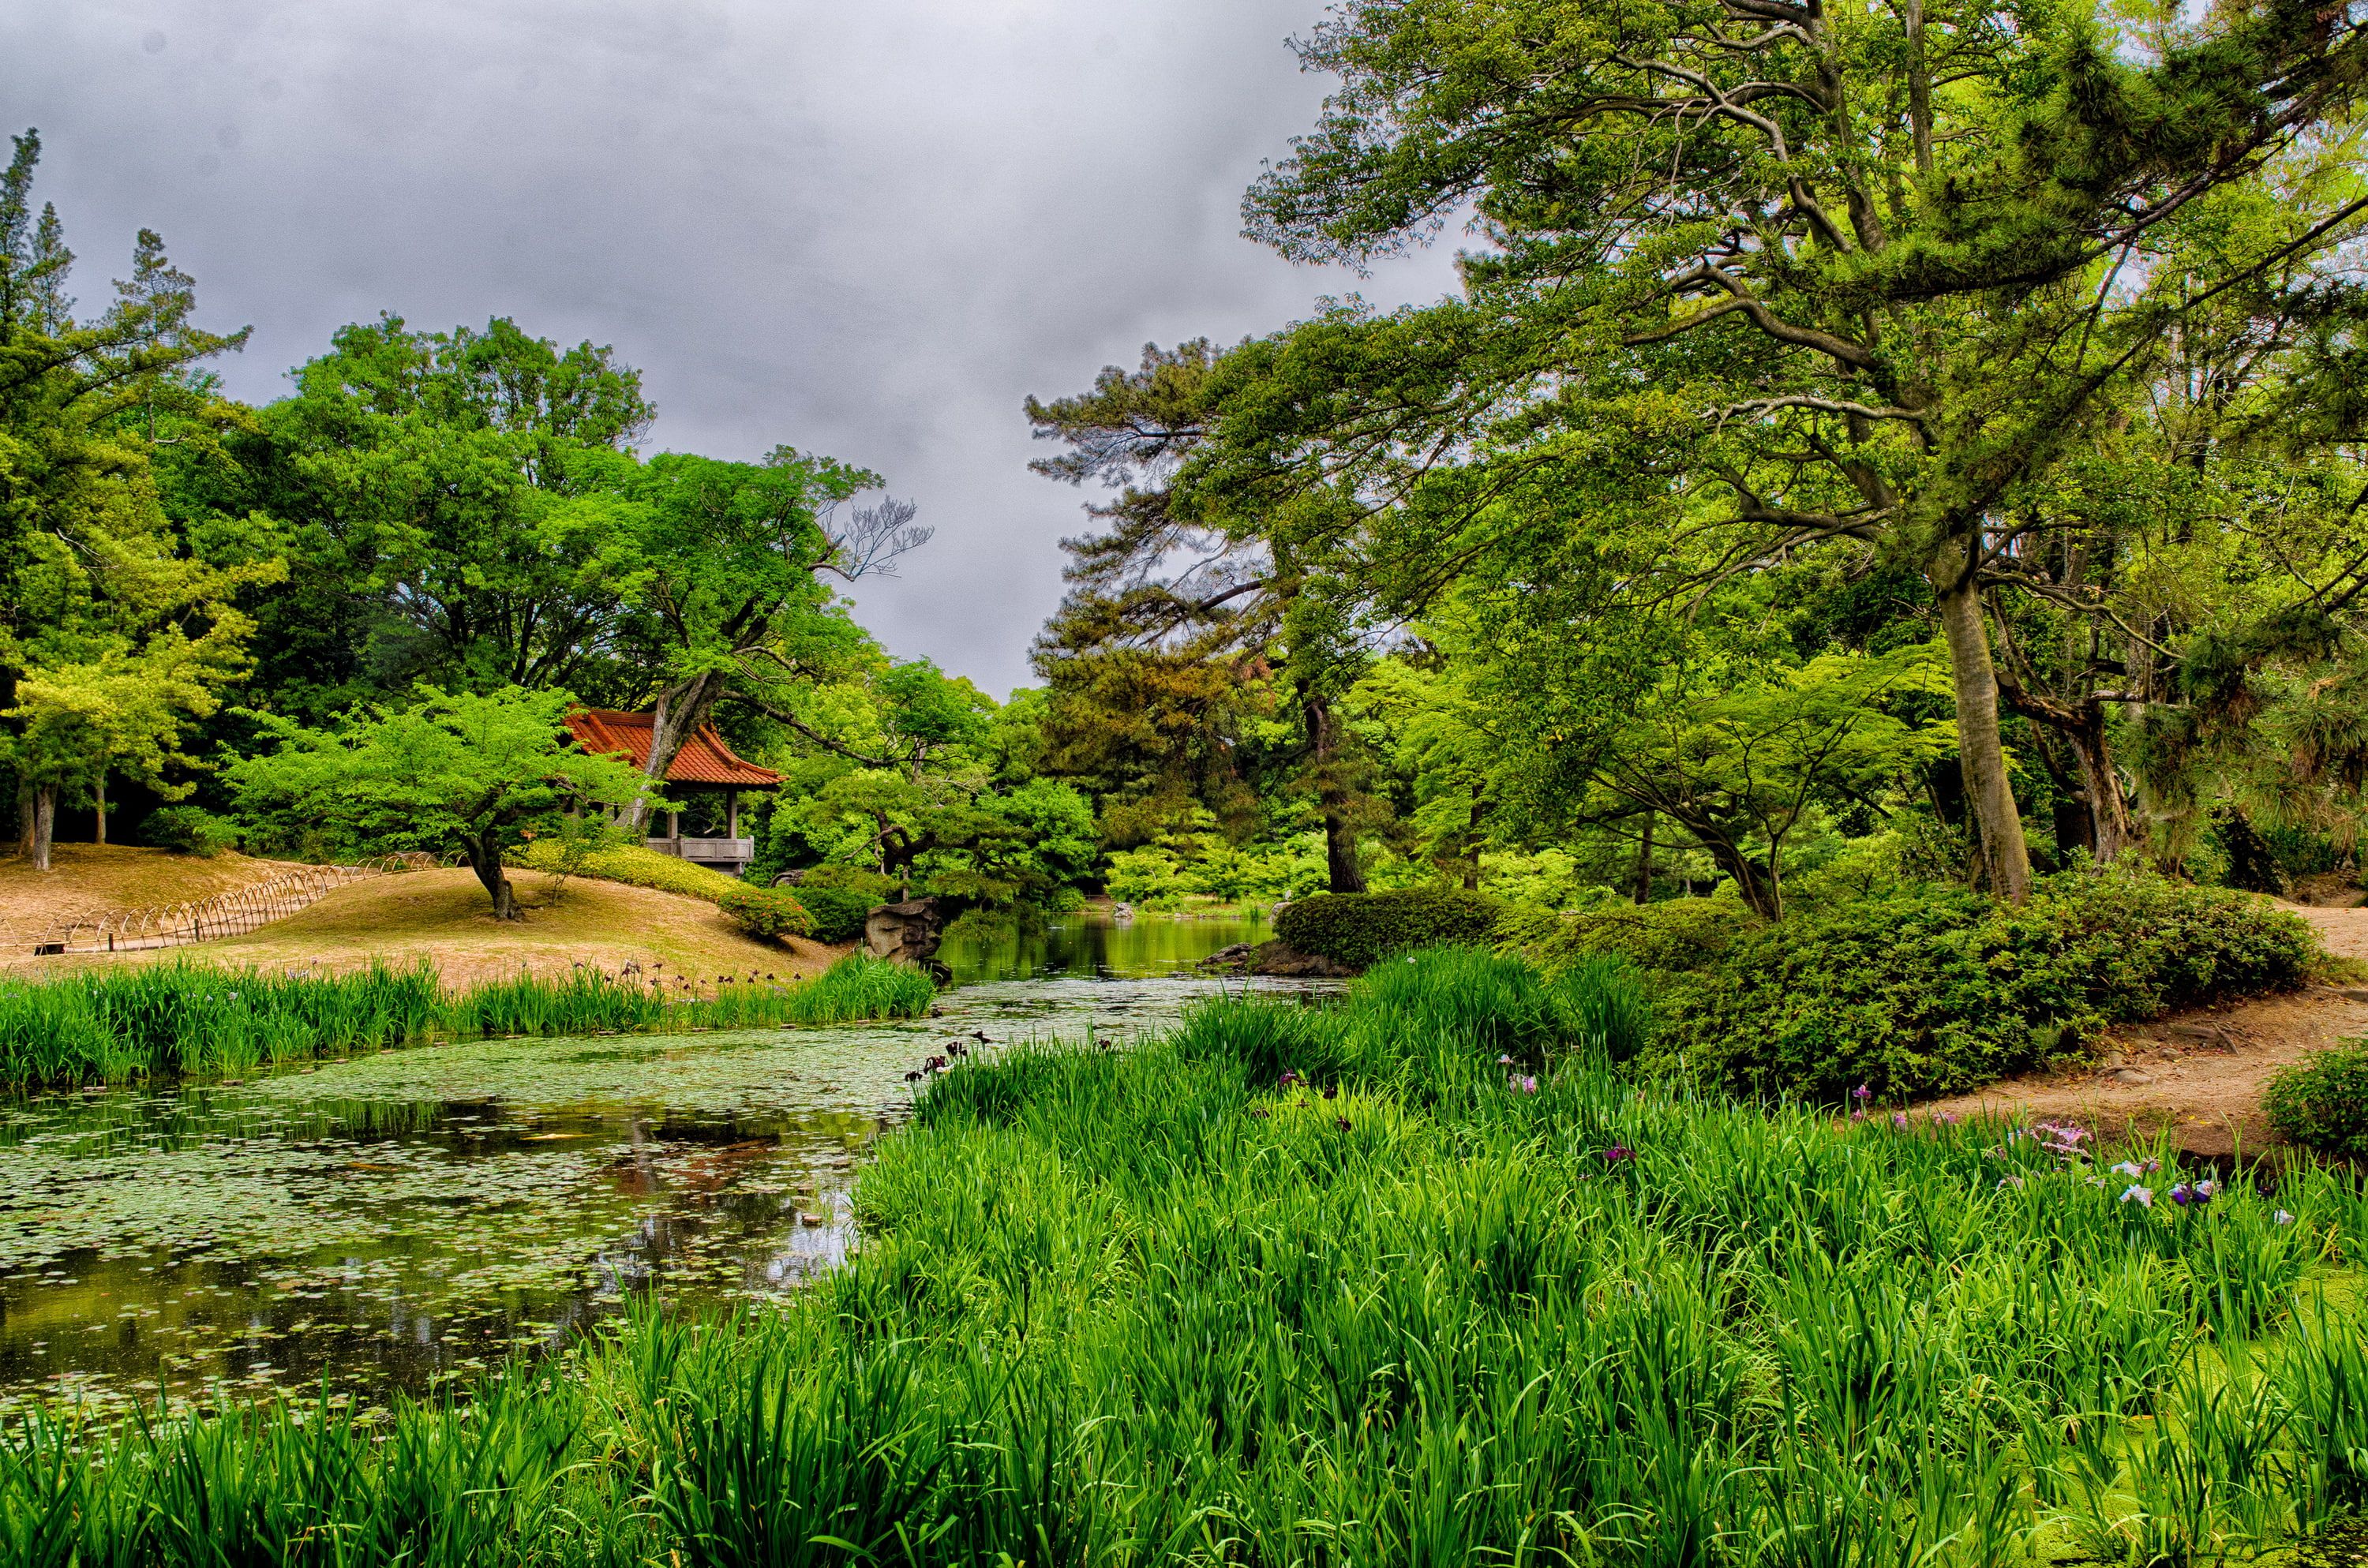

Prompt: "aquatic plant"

[0,953,935,1091]
[9,945,2368,1563]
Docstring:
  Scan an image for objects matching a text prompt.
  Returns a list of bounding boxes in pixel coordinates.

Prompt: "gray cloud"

[3,0,1459,695]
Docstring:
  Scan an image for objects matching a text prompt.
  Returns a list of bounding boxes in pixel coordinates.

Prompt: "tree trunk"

[29,784,54,874]
[92,773,105,847]
[2061,713,2133,866]
[1931,565,2033,903]
[465,832,520,920]
[1699,833,1781,921]
[1304,694,1367,894]
[1633,812,1655,905]
[1996,683,2133,869]
[626,675,723,832]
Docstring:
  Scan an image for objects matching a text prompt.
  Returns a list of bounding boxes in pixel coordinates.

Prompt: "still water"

[0,913,1293,1418]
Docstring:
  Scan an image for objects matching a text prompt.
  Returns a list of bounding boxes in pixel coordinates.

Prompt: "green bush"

[142,805,241,857]
[795,885,879,944]
[1528,894,1755,979]
[1276,886,1505,969]
[800,863,900,899]
[1650,871,2317,1103]
[714,885,815,941]
[513,839,748,901]
[2265,1046,2368,1160]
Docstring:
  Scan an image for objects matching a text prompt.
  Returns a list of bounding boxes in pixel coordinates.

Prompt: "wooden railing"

[33,853,436,956]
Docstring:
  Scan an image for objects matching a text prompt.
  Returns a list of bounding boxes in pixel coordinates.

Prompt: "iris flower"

[2119,1184,2154,1207]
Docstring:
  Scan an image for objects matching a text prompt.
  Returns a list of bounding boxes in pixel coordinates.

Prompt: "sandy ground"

[0,853,844,990]
[1922,903,2368,1156]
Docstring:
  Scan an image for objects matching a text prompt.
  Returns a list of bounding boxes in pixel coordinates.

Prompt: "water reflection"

[0,919,1310,1418]
[938,905,1268,984]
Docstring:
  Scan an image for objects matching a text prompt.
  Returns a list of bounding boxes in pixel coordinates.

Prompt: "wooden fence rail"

[33,853,436,956]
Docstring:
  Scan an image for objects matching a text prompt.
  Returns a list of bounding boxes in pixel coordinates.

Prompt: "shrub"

[800,863,900,899]
[1276,886,1505,969]
[795,885,878,945]
[513,839,748,902]
[1527,894,1754,979]
[142,805,240,857]
[715,885,815,941]
[1650,871,2317,1103]
[2265,1046,2368,1160]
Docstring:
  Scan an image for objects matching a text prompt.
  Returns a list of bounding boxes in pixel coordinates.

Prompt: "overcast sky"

[3,0,1461,698]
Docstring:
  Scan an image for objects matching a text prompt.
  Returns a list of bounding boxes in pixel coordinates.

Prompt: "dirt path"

[1922,904,2368,1156]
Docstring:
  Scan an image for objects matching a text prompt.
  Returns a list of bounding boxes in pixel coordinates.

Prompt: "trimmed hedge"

[795,885,879,945]
[513,840,748,901]
[1641,873,2317,1103]
[1276,887,1504,970]
[716,885,815,941]
[2265,1046,2368,1160]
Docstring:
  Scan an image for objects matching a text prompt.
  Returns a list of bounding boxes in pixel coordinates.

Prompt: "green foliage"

[2265,1046,2368,1162]
[23,952,2368,1562]
[139,804,239,857]
[1276,885,1504,968]
[1650,874,2318,1102]
[790,884,877,945]
[0,131,281,863]
[1531,894,1756,979]
[0,956,931,1092]
[513,837,746,902]
[713,885,815,942]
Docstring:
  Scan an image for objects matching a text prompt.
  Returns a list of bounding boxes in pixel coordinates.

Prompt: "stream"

[0,910,1294,1419]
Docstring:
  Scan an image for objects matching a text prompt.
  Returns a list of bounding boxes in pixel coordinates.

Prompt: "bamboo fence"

[35,854,436,956]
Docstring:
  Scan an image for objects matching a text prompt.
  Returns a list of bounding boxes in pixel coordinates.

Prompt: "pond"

[0,913,1302,1420]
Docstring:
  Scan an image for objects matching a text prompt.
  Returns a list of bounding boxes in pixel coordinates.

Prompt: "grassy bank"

[0,952,935,1091]
[9,947,2368,1564]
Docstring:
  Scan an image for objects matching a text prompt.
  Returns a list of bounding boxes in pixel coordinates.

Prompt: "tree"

[613,450,927,825]
[1171,0,2368,902]
[0,129,278,869]
[1026,342,1383,891]
[227,687,653,919]
[234,313,656,714]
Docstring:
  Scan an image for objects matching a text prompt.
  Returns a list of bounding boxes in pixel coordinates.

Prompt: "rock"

[2341,989,2368,1005]
[2101,1067,2157,1086]
[1241,940,1358,979]
[866,897,949,965]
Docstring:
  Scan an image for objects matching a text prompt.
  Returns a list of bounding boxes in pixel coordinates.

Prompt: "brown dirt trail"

[1921,904,2368,1156]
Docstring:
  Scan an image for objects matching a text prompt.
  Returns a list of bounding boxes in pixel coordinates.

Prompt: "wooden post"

[728,789,740,841]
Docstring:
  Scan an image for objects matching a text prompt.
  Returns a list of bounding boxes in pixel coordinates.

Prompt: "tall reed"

[9,945,2366,1565]
[0,952,935,1092]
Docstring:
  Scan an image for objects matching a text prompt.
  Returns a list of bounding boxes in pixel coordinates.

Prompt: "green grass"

[9,945,2368,1565]
[0,953,936,1091]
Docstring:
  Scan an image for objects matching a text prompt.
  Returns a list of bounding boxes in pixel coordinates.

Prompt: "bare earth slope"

[1922,904,2368,1155]
[0,846,309,952]
[0,853,841,990]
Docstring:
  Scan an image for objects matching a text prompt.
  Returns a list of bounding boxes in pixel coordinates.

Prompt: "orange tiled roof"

[563,709,783,788]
